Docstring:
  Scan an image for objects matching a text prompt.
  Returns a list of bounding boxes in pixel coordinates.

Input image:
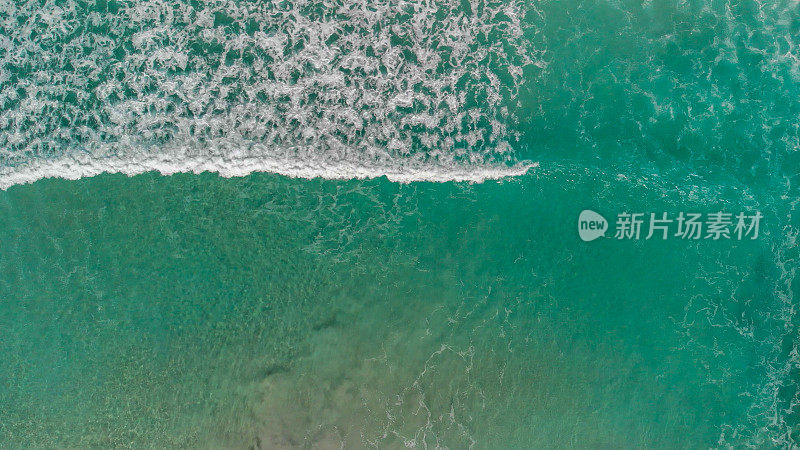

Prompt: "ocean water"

[1,0,799,448]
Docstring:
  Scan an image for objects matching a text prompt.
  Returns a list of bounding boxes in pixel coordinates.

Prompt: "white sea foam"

[0,151,538,189]
[0,0,545,189]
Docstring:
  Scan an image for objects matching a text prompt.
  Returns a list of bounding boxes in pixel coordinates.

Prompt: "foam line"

[0,154,538,189]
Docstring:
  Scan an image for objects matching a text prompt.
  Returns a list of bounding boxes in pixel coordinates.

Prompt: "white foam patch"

[0,0,545,189]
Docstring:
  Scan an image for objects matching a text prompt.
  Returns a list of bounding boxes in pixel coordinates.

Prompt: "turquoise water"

[1,0,799,448]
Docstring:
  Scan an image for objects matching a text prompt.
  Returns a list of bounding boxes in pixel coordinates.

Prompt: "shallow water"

[1,165,797,447]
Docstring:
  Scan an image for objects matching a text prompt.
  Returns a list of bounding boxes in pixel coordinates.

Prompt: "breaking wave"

[0,0,543,188]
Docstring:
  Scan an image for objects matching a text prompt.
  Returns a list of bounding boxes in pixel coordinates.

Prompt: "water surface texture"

[1,0,799,447]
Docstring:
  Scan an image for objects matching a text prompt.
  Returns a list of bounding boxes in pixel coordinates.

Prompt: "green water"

[1,0,799,447]
[1,167,796,447]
